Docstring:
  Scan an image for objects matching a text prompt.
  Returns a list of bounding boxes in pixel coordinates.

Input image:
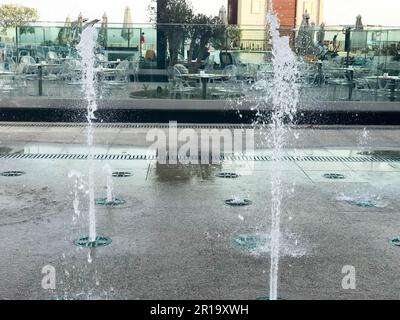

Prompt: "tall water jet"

[74,26,111,250]
[77,26,98,243]
[266,4,299,300]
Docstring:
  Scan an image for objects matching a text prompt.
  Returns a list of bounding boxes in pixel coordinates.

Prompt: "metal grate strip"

[0,122,253,130]
[1,153,400,163]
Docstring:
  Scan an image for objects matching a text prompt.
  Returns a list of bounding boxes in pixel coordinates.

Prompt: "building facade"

[226,0,324,50]
[227,0,299,27]
[227,0,297,50]
[228,0,324,27]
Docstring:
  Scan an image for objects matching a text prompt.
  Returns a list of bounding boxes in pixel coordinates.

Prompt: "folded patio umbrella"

[317,23,325,44]
[355,15,364,30]
[76,13,83,38]
[295,11,314,55]
[57,16,72,45]
[219,5,228,25]
[352,15,366,50]
[98,12,108,48]
[121,6,133,47]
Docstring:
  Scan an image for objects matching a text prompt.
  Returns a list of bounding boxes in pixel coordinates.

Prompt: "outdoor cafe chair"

[167,65,197,99]
[19,56,37,76]
[129,59,140,86]
[47,51,60,64]
[1,60,28,94]
[357,76,396,101]
[354,77,379,101]
[99,60,130,91]
[324,68,352,100]
[210,65,244,99]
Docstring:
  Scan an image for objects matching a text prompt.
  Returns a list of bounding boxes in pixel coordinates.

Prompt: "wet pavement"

[1,123,400,299]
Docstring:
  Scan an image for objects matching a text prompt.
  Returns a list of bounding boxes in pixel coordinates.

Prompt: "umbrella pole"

[15,27,19,62]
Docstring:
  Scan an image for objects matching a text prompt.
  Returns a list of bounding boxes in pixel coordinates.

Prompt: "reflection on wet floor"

[1,143,400,299]
[0,147,14,154]
[154,162,222,182]
[358,150,400,158]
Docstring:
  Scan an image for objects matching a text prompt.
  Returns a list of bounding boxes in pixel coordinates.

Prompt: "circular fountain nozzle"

[323,173,345,180]
[1,171,25,177]
[256,296,285,300]
[95,197,125,206]
[112,171,132,177]
[348,199,377,208]
[225,198,251,206]
[217,172,239,179]
[233,235,265,249]
[74,236,112,248]
[389,237,400,247]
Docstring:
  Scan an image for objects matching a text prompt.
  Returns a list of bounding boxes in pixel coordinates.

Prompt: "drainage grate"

[358,150,400,159]
[233,235,265,249]
[95,197,126,206]
[73,236,112,248]
[217,172,239,179]
[1,171,25,177]
[1,153,400,163]
[0,122,253,130]
[323,173,345,180]
[225,198,251,206]
[112,171,132,177]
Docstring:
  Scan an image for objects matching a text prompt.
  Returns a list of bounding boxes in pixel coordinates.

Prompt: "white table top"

[177,73,229,79]
[98,67,117,73]
[32,63,62,68]
[364,75,400,81]
[325,67,355,71]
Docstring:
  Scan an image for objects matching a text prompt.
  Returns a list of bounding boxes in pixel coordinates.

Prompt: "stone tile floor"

[0,123,400,299]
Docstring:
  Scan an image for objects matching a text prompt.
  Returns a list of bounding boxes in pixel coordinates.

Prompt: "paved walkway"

[1,124,400,299]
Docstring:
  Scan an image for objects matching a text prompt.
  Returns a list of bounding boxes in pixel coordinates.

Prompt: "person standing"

[140,32,145,56]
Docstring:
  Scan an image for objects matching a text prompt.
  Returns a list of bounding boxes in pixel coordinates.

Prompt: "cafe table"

[31,63,63,96]
[364,75,400,102]
[176,73,228,99]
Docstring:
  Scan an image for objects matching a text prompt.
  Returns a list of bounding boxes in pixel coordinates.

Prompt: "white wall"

[238,0,266,26]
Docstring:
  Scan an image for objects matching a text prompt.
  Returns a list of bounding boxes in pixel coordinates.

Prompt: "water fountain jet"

[74,26,111,248]
[264,2,299,300]
[95,164,126,206]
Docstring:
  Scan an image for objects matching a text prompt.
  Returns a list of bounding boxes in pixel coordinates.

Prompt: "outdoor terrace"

[1,23,400,123]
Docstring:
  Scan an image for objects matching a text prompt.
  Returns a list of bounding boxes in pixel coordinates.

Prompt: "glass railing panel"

[0,24,399,103]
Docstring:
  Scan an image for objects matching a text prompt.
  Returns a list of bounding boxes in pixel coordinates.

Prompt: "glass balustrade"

[1,23,399,103]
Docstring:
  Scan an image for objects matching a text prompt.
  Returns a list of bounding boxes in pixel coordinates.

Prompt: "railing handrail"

[5,21,400,31]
